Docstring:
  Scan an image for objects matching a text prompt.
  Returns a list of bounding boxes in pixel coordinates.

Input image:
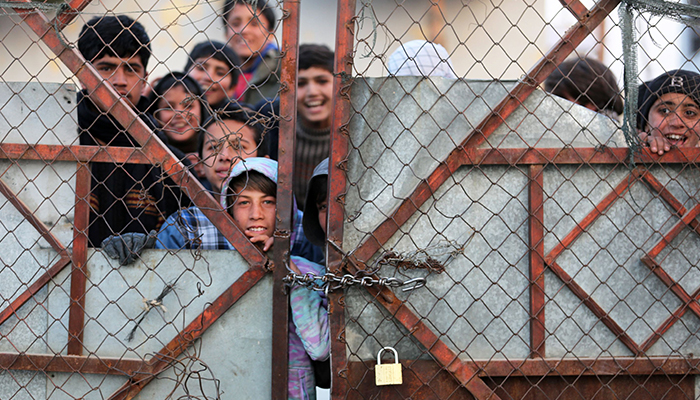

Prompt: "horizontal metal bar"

[348,357,700,377]
[0,144,154,164]
[461,147,700,166]
[0,352,148,375]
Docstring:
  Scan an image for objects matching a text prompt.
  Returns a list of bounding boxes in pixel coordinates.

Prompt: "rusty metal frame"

[270,0,302,397]
[326,0,359,396]
[3,0,700,398]
[328,0,625,398]
[1,1,288,398]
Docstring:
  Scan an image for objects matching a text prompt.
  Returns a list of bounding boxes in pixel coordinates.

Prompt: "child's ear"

[264,155,270,159]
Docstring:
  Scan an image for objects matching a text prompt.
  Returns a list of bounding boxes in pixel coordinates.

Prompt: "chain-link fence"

[3,0,700,399]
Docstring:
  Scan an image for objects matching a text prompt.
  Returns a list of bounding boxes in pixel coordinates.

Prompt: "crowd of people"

[73,1,700,397]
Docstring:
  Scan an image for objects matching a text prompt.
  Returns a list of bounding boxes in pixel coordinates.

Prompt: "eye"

[317,203,327,212]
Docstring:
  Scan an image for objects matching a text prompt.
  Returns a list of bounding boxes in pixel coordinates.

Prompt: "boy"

[224,158,329,399]
[223,0,280,104]
[638,69,700,155]
[185,41,241,110]
[265,44,334,210]
[77,15,188,247]
[156,103,265,249]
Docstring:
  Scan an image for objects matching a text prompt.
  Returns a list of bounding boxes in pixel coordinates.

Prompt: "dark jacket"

[78,91,190,246]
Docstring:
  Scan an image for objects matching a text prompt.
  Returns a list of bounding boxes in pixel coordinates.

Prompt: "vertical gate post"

[328,0,357,397]
[272,0,302,397]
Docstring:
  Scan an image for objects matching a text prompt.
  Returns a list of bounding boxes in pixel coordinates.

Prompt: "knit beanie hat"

[637,69,700,130]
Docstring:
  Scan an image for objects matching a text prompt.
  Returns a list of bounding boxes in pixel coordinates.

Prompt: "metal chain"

[283,271,426,293]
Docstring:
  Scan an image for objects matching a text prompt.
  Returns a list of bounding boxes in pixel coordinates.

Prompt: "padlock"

[375,346,403,386]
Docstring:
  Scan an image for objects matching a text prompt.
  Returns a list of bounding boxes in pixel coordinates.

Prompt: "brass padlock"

[375,347,403,386]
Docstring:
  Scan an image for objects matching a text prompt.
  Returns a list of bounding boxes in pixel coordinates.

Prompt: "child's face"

[646,92,700,147]
[231,187,276,241]
[297,67,334,130]
[202,119,259,193]
[188,57,234,106]
[92,54,147,108]
[225,3,272,59]
[155,85,201,146]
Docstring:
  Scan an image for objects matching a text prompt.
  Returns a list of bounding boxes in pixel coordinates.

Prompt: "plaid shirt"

[156,206,323,263]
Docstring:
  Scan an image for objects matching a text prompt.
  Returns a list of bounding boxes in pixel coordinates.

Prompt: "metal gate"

[2,0,700,399]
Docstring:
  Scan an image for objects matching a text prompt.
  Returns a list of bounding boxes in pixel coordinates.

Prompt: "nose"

[668,111,685,127]
[250,201,263,220]
[217,141,234,164]
[110,66,127,88]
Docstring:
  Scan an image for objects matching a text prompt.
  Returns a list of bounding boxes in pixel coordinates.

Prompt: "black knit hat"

[637,69,700,130]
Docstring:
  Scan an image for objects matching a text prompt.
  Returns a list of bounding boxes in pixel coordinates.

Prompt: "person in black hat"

[638,69,700,155]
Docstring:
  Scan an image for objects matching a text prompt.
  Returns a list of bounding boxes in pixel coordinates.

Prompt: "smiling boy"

[638,70,700,155]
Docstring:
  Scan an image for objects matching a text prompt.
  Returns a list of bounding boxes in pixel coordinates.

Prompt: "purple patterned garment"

[288,255,329,400]
[222,157,329,398]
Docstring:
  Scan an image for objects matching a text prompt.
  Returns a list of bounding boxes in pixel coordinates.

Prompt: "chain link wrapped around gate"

[283,271,426,293]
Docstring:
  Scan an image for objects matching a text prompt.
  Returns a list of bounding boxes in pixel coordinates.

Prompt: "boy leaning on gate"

[638,69,700,156]
[76,15,190,262]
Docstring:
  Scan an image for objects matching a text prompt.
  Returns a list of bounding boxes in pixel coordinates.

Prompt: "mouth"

[245,226,269,236]
[303,99,326,114]
[166,121,191,134]
[665,133,688,146]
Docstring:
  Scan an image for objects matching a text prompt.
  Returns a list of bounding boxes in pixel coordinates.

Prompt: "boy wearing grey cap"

[638,69,700,155]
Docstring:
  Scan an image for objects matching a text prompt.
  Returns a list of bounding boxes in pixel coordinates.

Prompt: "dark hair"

[147,72,210,120]
[222,0,276,31]
[637,69,700,130]
[199,102,268,157]
[226,170,277,211]
[544,57,623,116]
[78,15,151,70]
[185,41,242,89]
[299,44,334,73]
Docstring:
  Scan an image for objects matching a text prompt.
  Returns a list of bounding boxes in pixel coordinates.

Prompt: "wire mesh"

[3,0,700,399]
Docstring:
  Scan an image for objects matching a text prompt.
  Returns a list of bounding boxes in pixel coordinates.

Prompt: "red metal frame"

[4,0,700,399]
[67,163,90,355]
[0,352,147,375]
[528,165,546,358]
[270,0,302,397]
[327,0,359,396]
[4,2,274,398]
[0,144,153,164]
